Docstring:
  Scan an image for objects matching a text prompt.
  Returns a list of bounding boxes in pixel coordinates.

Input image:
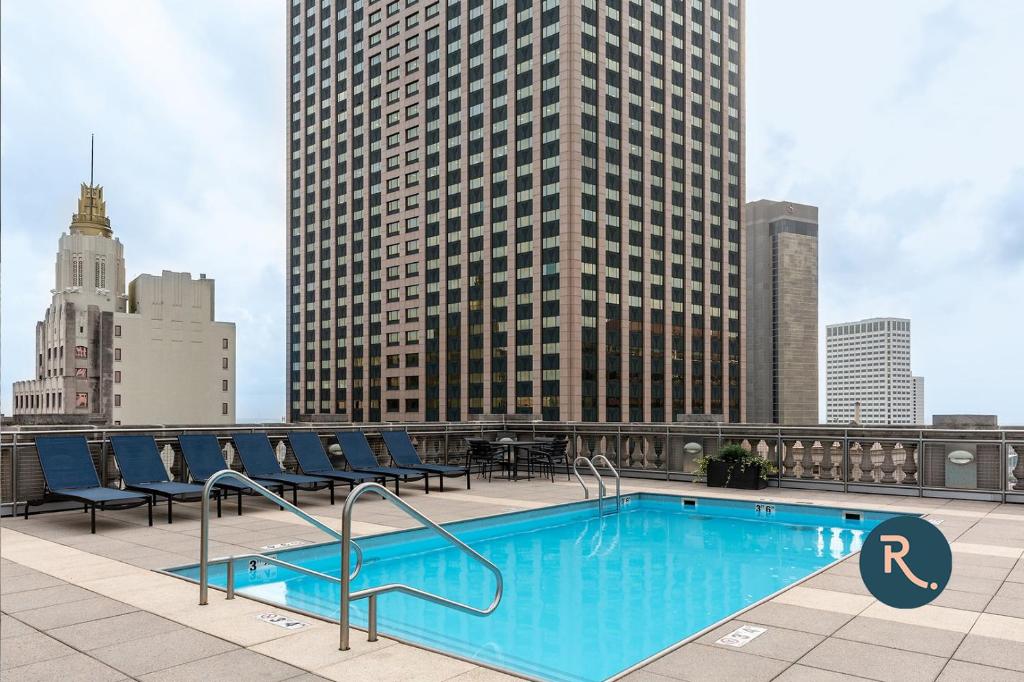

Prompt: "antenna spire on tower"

[90,133,95,187]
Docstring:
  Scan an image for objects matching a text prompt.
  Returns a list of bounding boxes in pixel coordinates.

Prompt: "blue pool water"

[169,494,895,681]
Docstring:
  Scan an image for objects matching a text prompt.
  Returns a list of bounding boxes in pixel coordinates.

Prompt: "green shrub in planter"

[696,443,776,489]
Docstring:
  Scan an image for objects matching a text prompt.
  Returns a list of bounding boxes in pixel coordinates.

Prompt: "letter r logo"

[880,534,938,590]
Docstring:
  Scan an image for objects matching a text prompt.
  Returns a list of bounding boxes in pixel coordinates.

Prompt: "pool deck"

[3,476,1024,681]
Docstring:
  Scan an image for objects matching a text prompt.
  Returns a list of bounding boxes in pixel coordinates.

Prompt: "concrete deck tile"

[446,666,525,681]
[771,664,874,681]
[950,542,1023,559]
[951,551,1019,569]
[1,651,129,682]
[985,581,1024,619]
[860,602,979,633]
[0,631,76,670]
[953,634,1024,673]
[1008,567,1024,585]
[771,586,874,616]
[0,584,99,613]
[48,610,183,651]
[951,561,1013,582]
[946,574,1005,596]
[697,620,824,662]
[641,642,789,681]
[281,675,333,682]
[971,613,1024,643]
[931,588,994,612]
[314,643,474,682]
[618,671,680,682]
[138,647,304,681]
[0,561,38,578]
[12,595,138,630]
[1,612,36,639]
[937,659,1024,681]
[725,602,856,637]
[798,638,947,682]
[250,624,398,671]
[164,606,302,647]
[832,616,966,657]
[88,626,238,676]
[803,573,871,596]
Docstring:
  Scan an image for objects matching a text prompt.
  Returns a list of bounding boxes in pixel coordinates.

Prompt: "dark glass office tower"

[287,0,744,423]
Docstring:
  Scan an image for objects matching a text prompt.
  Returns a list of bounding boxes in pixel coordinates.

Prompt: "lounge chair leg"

[91,504,96,534]
[424,475,429,494]
[168,498,173,524]
[147,497,153,526]
[467,469,471,490]
[292,487,297,506]
[84,504,89,513]
[330,482,335,506]
[237,490,243,516]
[440,476,444,493]
[395,478,400,496]
[217,492,222,518]
[23,500,29,521]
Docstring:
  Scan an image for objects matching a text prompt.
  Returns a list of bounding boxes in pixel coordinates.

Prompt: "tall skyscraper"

[744,199,818,424]
[287,0,744,423]
[11,178,236,425]
[912,375,925,425]
[825,317,915,425]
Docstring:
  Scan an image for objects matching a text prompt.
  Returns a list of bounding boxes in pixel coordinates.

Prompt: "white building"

[912,375,925,425]
[11,181,236,425]
[825,317,917,425]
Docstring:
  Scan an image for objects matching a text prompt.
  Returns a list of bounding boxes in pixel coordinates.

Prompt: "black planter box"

[706,459,730,487]
[727,464,768,490]
[705,461,768,489]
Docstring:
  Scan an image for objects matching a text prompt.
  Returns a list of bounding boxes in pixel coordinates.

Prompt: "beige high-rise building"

[912,375,925,425]
[287,0,745,423]
[744,200,818,424]
[11,179,236,425]
[826,317,914,425]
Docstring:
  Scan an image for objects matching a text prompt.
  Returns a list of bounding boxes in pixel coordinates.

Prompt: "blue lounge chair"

[287,432,386,490]
[110,435,217,524]
[231,433,335,505]
[382,431,471,492]
[28,436,152,533]
[334,432,428,495]
[178,434,287,515]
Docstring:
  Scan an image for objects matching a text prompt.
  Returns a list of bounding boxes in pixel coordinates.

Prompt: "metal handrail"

[340,482,502,650]
[573,456,607,516]
[591,454,621,514]
[198,469,361,605]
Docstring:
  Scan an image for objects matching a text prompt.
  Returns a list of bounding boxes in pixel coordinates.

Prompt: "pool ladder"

[572,455,621,516]
[197,474,503,652]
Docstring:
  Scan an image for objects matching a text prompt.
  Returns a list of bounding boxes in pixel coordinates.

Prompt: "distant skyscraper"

[744,200,818,424]
[912,375,925,425]
[825,317,915,425]
[286,0,746,423]
[11,178,236,425]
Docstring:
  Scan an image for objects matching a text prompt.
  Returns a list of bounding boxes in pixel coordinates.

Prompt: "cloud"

[747,1,1024,424]
[1,0,285,420]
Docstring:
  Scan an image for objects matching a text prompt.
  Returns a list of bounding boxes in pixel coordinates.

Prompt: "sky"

[1,1,1022,424]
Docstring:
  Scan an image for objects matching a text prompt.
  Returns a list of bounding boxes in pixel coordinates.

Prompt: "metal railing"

[339,482,503,650]
[573,456,608,516]
[592,454,621,514]
[198,469,362,605]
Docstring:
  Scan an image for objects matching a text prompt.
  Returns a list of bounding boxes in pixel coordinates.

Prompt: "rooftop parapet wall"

[1,422,1022,509]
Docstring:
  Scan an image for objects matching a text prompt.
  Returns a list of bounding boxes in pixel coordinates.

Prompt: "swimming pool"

[167,494,896,681]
